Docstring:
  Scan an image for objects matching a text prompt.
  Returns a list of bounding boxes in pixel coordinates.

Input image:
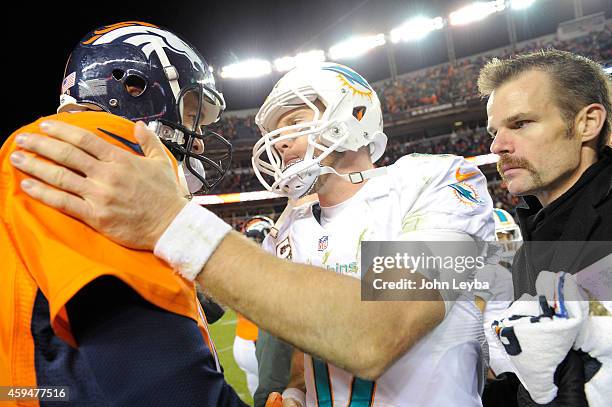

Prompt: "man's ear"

[575,103,607,144]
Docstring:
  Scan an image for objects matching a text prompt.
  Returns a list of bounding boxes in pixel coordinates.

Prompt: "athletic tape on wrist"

[154,201,232,280]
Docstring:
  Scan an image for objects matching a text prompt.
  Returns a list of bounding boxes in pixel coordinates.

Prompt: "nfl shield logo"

[318,236,328,251]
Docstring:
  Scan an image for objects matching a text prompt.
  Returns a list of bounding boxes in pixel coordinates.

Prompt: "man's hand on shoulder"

[9,120,188,250]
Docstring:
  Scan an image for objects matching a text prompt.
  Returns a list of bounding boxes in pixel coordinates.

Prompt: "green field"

[209,309,254,406]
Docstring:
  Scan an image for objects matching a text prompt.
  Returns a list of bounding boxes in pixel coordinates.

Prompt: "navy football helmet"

[58,21,231,194]
[241,216,274,244]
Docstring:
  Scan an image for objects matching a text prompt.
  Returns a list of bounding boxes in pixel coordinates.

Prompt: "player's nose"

[191,139,205,154]
[274,138,294,156]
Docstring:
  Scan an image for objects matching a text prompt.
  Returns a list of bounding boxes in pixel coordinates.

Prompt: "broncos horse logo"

[82,21,206,73]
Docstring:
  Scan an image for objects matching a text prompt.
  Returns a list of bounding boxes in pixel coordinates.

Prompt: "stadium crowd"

[376,23,611,114]
[213,23,611,142]
[209,22,611,226]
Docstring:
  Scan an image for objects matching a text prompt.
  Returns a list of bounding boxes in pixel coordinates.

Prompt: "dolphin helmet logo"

[322,64,373,99]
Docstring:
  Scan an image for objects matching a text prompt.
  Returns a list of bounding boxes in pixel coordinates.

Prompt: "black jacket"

[509,147,612,407]
[513,146,612,297]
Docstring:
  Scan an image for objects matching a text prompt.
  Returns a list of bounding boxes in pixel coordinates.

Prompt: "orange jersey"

[0,112,218,395]
[236,313,258,341]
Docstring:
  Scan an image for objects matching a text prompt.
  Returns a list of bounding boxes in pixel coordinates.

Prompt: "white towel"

[574,315,612,407]
[492,272,588,404]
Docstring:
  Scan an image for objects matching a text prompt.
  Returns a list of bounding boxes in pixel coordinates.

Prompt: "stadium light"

[390,16,444,43]
[449,1,506,26]
[274,56,296,72]
[296,50,326,66]
[510,0,535,10]
[329,33,386,60]
[220,59,272,79]
[274,50,326,72]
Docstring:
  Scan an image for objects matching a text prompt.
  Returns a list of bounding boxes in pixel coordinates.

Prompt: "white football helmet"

[493,208,523,263]
[252,62,387,199]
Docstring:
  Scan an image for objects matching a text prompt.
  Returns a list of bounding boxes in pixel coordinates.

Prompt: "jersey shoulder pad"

[15,112,140,155]
[387,153,463,192]
[59,111,142,155]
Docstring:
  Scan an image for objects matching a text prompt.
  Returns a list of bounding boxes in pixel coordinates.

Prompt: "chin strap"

[269,201,294,239]
[318,165,388,184]
[151,42,181,101]
[269,193,322,239]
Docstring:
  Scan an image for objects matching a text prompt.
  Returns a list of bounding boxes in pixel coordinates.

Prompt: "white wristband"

[154,201,232,281]
[282,388,306,407]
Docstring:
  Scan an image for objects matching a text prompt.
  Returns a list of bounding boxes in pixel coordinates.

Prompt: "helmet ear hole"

[352,106,366,121]
[112,69,125,80]
[124,74,146,97]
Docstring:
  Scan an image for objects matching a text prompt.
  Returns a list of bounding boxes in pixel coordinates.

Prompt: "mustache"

[497,154,535,176]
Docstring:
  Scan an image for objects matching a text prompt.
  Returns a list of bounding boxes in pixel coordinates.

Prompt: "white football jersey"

[263,154,495,407]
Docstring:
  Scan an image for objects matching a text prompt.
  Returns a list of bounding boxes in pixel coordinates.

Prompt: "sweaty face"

[487,70,581,198]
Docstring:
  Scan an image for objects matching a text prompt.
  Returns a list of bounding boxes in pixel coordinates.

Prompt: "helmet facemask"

[253,63,388,200]
[253,86,355,199]
[149,84,231,195]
